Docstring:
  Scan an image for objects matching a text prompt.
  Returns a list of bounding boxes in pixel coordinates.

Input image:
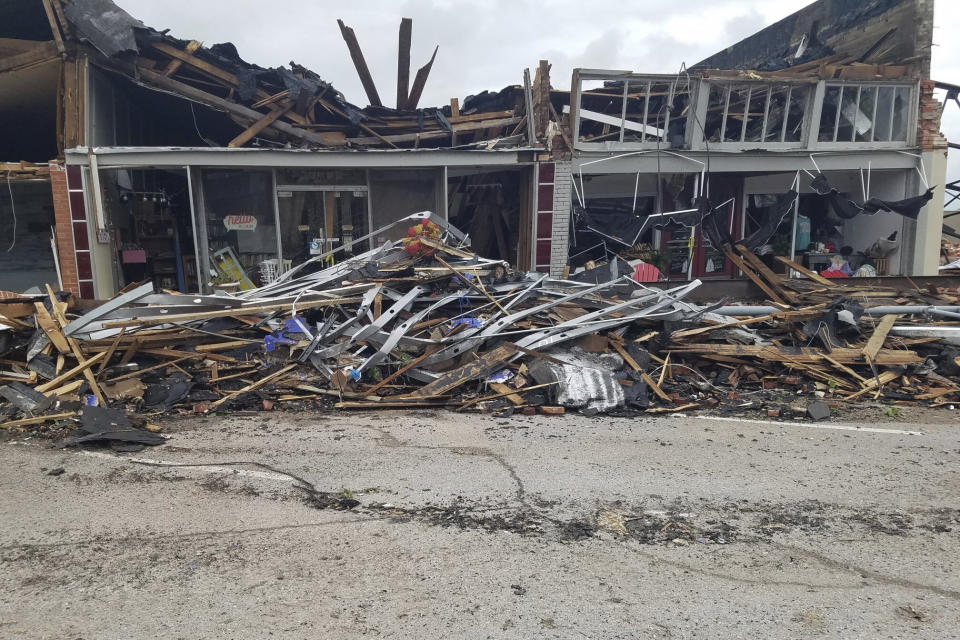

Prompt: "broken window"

[704,81,809,146]
[574,75,686,147]
[817,83,912,144]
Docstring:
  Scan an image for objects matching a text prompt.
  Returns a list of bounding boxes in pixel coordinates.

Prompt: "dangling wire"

[5,172,16,252]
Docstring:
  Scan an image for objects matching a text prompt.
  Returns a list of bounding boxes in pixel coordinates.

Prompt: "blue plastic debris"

[451,317,482,329]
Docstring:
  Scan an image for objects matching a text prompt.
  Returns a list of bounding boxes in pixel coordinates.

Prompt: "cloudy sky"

[118,0,959,183]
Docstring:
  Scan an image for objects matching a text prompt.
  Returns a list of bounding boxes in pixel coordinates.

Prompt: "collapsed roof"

[55,0,532,150]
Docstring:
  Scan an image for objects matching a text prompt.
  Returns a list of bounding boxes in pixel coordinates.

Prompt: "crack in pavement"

[619,537,960,601]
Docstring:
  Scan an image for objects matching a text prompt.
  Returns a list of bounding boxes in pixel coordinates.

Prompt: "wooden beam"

[0,40,59,74]
[162,39,201,77]
[228,103,293,147]
[722,245,786,306]
[773,255,835,286]
[151,41,239,88]
[862,314,900,362]
[1,412,76,429]
[34,352,106,392]
[734,244,799,304]
[396,18,412,109]
[347,116,520,145]
[207,364,297,412]
[449,97,460,118]
[337,19,382,107]
[406,45,438,111]
[316,97,398,149]
[40,0,65,55]
[136,66,339,147]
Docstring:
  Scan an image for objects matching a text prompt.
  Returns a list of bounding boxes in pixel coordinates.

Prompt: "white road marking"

[692,415,922,436]
[77,449,300,485]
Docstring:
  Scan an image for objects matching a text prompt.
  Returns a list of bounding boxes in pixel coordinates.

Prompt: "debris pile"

[2,220,960,443]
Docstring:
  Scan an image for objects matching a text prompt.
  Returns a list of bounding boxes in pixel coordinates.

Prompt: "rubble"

[2,217,960,444]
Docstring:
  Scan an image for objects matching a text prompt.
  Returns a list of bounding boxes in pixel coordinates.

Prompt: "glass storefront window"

[201,169,277,288]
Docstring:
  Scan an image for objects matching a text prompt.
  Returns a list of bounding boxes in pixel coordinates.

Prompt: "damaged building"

[0,0,952,299]
[562,0,949,283]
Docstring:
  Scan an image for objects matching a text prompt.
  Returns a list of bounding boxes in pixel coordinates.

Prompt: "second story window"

[817,84,912,144]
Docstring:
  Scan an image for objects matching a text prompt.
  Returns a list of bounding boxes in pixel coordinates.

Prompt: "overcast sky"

[118,0,959,184]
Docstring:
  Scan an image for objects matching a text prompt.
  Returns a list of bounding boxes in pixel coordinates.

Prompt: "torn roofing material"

[53,0,529,151]
[693,0,932,77]
[62,0,143,57]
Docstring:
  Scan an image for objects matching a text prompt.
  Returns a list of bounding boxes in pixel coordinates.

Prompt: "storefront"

[64,147,541,297]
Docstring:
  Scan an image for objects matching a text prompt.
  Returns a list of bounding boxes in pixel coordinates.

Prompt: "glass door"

[276,188,370,269]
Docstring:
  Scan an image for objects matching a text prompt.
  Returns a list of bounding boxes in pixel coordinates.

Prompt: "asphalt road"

[1,408,958,639]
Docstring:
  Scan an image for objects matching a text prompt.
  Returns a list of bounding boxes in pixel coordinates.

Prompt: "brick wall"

[49,162,79,295]
[917,79,948,152]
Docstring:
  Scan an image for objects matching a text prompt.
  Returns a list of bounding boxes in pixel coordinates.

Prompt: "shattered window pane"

[819,86,841,142]
[837,86,859,142]
[704,84,727,142]
[764,84,789,142]
[723,84,750,142]
[784,85,808,142]
[892,86,911,141]
[855,86,877,142]
[874,86,894,141]
[744,85,769,142]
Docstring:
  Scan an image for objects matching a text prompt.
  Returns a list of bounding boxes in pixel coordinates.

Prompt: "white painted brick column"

[549,160,572,276]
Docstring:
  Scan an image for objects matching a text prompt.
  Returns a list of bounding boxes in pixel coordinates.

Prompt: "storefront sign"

[224,214,258,231]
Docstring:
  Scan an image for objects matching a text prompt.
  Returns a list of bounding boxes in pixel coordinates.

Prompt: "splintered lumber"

[723,245,786,305]
[162,39,201,76]
[206,364,297,412]
[435,256,509,314]
[488,382,525,406]
[44,286,106,407]
[669,343,921,365]
[108,356,192,382]
[101,297,362,329]
[337,19,382,107]
[862,314,900,362]
[407,343,518,398]
[396,18,412,109]
[229,103,293,147]
[640,372,671,402]
[34,352,107,392]
[734,244,800,304]
[136,67,337,147]
[33,303,69,352]
[363,346,441,395]
[406,45,438,111]
[774,255,835,286]
[0,412,76,429]
[459,381,558,410]
[843,370,900,400]
[97,328,126,374]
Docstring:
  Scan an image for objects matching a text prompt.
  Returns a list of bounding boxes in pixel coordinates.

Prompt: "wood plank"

[734,244,799,304]
[458,381,558,410]
[228,103,293,147]
[39,0,65,54]
[774,255,835,286]
[1,412,75,429]
[44,286,105,407]
[162,39,201,77]
[108,356,193,382]
[723,245,786,305]
[406,45,438,110]
[207,364,297,412]
[136,66,339,147]
[33,303,70,352]
[0,40,59,74]
[151,41,239,87]
[669,343,920,365]
[101,296,362,329]
[337,19,382,107]
[34,351,106,392]
[488,382,526,406]
[346,116,521,146]
[408,343,518,398]
[96,328,126,374]
[396,17,412,109]
[862,314,900,362]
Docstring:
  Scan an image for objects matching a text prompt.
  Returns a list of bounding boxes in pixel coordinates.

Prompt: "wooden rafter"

[337,19,382,107]
[397,18,412,109]
[405,45,438,111]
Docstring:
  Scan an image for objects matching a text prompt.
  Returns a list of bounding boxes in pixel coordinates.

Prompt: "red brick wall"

[917,79,948,152]
[49,162,79,295]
